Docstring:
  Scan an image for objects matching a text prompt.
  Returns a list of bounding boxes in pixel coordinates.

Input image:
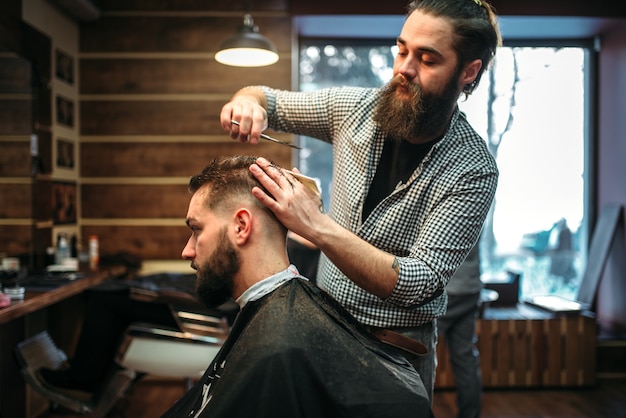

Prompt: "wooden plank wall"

[4,0,619,265]
[78,0,293,262]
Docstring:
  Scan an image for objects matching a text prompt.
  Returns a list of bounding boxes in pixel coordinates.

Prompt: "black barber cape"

[162,277,433,418]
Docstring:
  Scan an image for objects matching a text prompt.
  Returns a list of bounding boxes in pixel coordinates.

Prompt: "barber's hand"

[249,157,327,243]
[220,95,268,145]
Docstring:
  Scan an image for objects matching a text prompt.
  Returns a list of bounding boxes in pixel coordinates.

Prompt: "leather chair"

[14,330,135,417]
[14,286,232,416]
[116,288,230,390]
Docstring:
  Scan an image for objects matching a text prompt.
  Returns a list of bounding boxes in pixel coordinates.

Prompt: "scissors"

[230,120,301,149]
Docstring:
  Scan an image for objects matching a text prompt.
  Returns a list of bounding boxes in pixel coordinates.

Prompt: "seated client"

[161,155,433,417]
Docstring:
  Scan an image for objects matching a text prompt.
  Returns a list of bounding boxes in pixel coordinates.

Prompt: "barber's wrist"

[234,86,267,109]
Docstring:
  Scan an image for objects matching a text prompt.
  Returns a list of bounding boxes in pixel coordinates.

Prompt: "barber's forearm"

[312,221,398,299]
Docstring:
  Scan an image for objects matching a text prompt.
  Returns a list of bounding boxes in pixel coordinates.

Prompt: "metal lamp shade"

[215,14,279,67]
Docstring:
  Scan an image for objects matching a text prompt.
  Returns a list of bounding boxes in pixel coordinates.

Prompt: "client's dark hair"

[189,155,284,232]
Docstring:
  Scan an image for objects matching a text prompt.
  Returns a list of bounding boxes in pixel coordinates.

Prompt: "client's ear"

[232,208,252,245]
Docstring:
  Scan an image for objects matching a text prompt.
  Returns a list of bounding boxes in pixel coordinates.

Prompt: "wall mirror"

[0,22,52,272]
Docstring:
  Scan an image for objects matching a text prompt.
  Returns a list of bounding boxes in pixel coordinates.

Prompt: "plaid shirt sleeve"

[260,86,498,328]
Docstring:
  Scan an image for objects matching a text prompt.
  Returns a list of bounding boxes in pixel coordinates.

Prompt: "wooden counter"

[435,304,597,389]
[0,267,124,325]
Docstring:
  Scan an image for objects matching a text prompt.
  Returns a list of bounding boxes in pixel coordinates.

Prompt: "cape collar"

[236,265,302,309]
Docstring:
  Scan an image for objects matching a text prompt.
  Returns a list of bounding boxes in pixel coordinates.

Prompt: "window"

[297,38,593,301]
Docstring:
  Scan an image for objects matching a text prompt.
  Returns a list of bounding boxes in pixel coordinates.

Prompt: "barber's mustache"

[389,74,420,95]
[391,74,407,86]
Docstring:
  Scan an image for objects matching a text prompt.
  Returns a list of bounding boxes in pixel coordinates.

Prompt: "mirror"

[0,22,53,273]
[0,46,34,271]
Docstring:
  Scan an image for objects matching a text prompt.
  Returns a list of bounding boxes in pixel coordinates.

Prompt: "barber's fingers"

[219,101,267,144]
[249,161,307,233]
[249,163,290,218]
[250,160,326,237]
[250,158,294,194]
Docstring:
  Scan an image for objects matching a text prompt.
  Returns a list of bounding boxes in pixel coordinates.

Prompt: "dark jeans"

[437,292,482,418]
[396,321,437,404]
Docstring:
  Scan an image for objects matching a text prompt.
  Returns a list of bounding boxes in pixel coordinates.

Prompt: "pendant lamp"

[215,12,279,67]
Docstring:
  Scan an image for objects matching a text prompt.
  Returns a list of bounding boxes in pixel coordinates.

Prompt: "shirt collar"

[236,265,303,309]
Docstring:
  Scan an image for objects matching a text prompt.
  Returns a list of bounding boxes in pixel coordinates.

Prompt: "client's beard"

[373,73,461,142]
[195,229,239,308]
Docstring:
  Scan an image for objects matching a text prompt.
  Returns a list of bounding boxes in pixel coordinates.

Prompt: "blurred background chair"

[14,330,135,417]
[14,286,232,416]
[116,288,229,390]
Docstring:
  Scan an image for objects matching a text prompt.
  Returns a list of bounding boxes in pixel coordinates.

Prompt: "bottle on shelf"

[88,235,99,271]
[55,233,70,265]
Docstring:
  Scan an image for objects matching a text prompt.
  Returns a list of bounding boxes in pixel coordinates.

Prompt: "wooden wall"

[5,0,621,266]
[78,0,294,263]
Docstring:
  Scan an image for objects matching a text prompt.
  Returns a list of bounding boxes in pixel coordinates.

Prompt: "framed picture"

[56,138,75,169]
[52,181,77,225]
[55,49,74,85]
[56,95,74,128]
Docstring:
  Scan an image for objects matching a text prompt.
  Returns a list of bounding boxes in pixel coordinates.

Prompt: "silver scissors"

[230,120,301,149]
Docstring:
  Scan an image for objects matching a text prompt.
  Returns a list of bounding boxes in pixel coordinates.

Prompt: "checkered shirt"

[261,86,498,328]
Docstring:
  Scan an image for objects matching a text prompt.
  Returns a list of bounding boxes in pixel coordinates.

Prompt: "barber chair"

[116,288,230,390]
[14,286,233,416]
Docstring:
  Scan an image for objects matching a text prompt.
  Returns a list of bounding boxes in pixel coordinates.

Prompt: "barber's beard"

[373,73,461,142]
[195,229,240,308]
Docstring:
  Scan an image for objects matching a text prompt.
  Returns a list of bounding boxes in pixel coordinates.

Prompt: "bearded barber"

[219,0,501,402]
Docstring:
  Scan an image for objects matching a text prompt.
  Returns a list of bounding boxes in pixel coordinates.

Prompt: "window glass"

[297,39,589,301]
